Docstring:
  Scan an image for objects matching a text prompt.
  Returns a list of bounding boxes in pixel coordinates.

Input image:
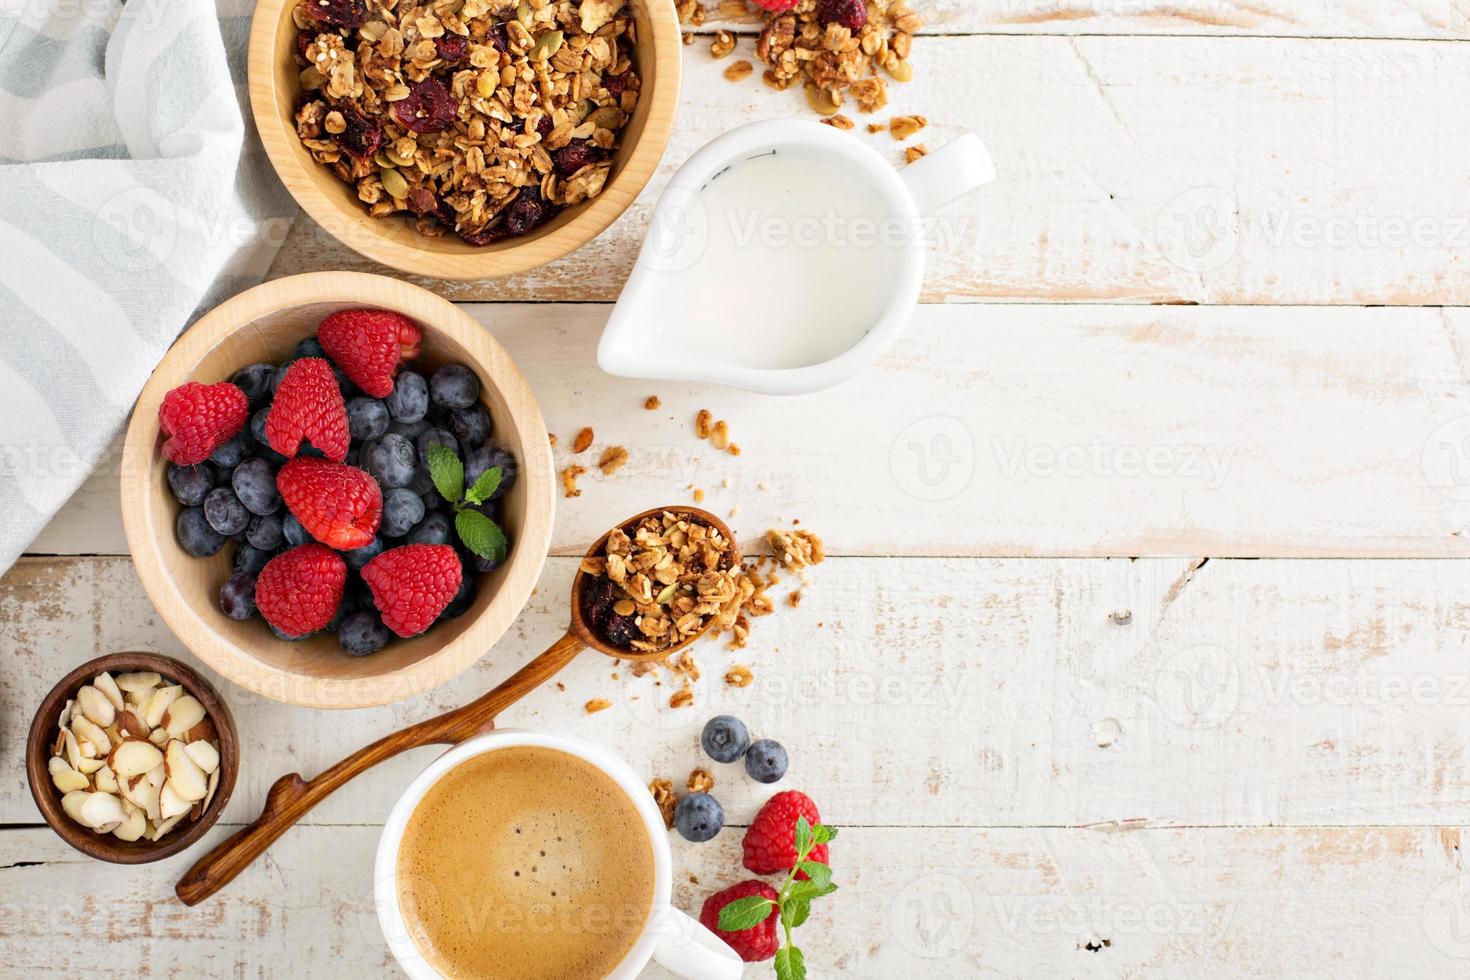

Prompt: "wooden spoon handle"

[175,630,586,906]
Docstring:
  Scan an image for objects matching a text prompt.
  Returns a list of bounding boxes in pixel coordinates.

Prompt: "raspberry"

[266,358,350,462]
[742,790,830,878]
[158,381,249,465]
[748,0,799,11]
[317,309,422,398]
[698,881,779,962]
[256,543,347,636]
[362,544,463,637]
[815,0,865,29]
[276,457,382,550]
[391,78,458,134]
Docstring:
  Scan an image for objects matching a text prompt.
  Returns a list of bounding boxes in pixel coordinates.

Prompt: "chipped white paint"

[30,303,1470,559]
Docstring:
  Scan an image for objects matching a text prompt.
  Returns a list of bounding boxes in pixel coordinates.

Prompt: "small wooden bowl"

[26,653,239,864]
[119,272,556,709]
[247,0,682,280]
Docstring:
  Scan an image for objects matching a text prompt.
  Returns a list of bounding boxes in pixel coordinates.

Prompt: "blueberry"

[388,418,430,442]
[282,512,308,547]
[381,487,426,537]
[232,363,276,408]
[409,467,444,511]
[701,716,751,764]
[232,458,281,515]
[295,337,326,359]
[744,739,788,784]
[440,574,476,619]
[210,430,254,469]
[464,447,518,501]
[364,433,417,489]
[219,572,257,620]
[233,543,274,576]
[342,535,385,572]
[385,370,429,422]
[166,463,216,507]
[338,610,392,655]
[429,364,479,410]
[269,622,312,641]
[465,550,504,574]
[176,507,227,557]
[342,579,374,615]
[203,487,250,536]
[416,427,460,468]
[346,397,390,442]
[246,512,285,551]
[448,404,492,448]
[407,511,451,546]
[269,360,295,396]
[673,793,725,843]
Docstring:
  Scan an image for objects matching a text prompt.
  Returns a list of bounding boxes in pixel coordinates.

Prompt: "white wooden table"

[7,2,1470,975]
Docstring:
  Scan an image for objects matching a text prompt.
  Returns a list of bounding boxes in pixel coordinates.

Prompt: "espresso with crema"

[396,746,656,980]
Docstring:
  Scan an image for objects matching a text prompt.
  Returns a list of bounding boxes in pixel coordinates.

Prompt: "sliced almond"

[149,813,185,841]
[147,727,168,747]
[165,741,208,802]
[109,739,165,780]
[47,756,72,777]
[94,766,118,795]
[184,740,219,775]
[112,806,146,842]
[162,696,205,739]
[145,764,166,788]
[143,685,181,728]
[80,741,98,759]
[159,780,192,820]
[58,698,73,729]
[70,715,111,754]
[93,672,125,713]
[62,729,83,770]
[203,768,220,812]
[75,757,104,775]
[185,717,218,744]
[117,709,149,739]
[79,791,127,830]
[77,685,115,727]
[51,768,89,794]
[60,791,89,824]
[115,671,161,694]
[131,778,162,824]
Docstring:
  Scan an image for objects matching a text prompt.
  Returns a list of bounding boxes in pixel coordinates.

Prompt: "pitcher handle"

[900,131,995,215]
[652,906,745,979]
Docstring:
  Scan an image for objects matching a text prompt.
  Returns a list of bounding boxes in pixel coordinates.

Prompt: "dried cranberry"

[487,21,510,53]
[581,575,619,628]
[458,226,505,246]
[390,78,458,134]
[602,613,639,647]
[552,139,604,177]
[434,32,468,63]
[332,104,384,159]
[525,114,553,139]
[301,0,364,29]
[503,186,552,237]
[406,187,437,215]
[295,30,315,64]
[605,70,636,96]
[815,0,866,30]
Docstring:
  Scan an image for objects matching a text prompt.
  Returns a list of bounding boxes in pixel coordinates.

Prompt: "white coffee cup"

[598,118,994,396]
[375,729,745,980]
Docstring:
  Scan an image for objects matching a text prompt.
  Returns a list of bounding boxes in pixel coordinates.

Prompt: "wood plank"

[7,555,1470,828]
[2,824,1467,977]
[268,36,1470,305]
[28,303,1470,559]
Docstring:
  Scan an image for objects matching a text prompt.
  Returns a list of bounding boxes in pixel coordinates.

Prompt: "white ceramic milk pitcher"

[598,118,994,395]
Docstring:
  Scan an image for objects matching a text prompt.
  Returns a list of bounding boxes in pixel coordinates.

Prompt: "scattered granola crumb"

[889,114,928,140]
[598,445,629,475]
[787,590,803,607]
[867,122,885,134]
[695,409,714,439]
[769,528,826,570]
[821,114,855,130]
[644,395,661,410]
[729,505,741,518]
[755,0,920,116]
[711,419,731,451]
[721,477,732,489]
[693,488,706,503]
[611,672,620,681]
[573,427,595,454]
[688,767,715,794]
[711,30,735,59]
[727,443,741,457]
[670,687,694,709]
[724,59,754,83]
[905,143,928,163]
[725,664,754,687]
[675,0,704,26]
[649,778,676,828]
[548,433,558,447]
[757,480,770,491]
[689,873,701,885]
[585,698,612,714]
[561,464,586,497]
[556,681,566,691]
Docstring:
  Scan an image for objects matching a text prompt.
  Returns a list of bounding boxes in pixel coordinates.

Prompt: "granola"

[290,0,641,245]
[752,0,919,117]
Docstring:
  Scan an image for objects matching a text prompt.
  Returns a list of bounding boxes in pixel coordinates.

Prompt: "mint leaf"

[774,945,805,980]
[464,465,502,506]
[717,896,775,932]
[427,444,464,504]
[787,898,812,929]
[794,816,813,861]
[812,824,838,846]
[455,509,508,562]
[796,861,832,890]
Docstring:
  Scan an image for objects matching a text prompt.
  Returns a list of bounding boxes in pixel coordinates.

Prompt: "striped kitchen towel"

[0,0,293,572]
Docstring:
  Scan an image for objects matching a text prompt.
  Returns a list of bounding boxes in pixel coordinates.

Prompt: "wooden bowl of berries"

[247,0,681,279]
[119,272,555,709]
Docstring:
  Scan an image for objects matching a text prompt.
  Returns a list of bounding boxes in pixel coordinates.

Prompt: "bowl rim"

[119,271,556,709]
[25,652,240,865]
[246,0,683,280]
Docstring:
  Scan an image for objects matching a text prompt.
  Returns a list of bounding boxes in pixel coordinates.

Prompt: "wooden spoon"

[175,506,738,906]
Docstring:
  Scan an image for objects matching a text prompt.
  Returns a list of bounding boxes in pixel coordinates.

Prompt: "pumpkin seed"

[805,85,841,116]
[379,167,410,200]
[587,105,623,130]
[517,0,532,23]
[373,149,395,169]
[387,146,417,168]
[530,29,564,61]
[656,583,678,604]
[886,59,913,83]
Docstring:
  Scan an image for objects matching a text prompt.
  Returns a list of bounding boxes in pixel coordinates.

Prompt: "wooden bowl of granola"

[249,0,681,279]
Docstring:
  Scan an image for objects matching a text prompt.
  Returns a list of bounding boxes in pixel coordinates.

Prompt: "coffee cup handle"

[900,131,996,216]
[652,907,746,979]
